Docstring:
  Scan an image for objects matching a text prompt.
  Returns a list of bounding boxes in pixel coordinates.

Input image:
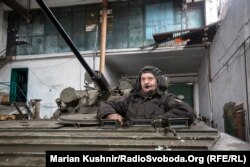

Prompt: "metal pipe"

[100,0,108,73]
[93,26,99,71]
[244,40,250,141]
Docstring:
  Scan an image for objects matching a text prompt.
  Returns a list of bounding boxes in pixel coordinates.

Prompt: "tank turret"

[52,74,133,119]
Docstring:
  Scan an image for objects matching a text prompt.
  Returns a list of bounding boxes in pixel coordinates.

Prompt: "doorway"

[168,83,194,107]
[10,68,28,102]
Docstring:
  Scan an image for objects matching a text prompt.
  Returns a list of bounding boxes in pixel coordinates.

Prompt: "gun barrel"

[36,0,110,93]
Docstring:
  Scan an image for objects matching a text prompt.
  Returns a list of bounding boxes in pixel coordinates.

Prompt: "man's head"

[140,66,160,94]
[132,65,168,95]
[140,72,157,94]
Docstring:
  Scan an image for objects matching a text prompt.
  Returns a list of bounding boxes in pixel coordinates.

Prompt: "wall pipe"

[244,39,250,142]
[100,0,108,73]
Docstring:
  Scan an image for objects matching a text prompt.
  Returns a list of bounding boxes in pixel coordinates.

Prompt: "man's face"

[140,72,157,94]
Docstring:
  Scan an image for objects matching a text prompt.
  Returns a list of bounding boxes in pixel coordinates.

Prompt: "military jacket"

[97,92,194,124]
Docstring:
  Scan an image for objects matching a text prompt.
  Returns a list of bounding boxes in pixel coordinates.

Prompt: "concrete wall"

[198,0,250,141]
[0,53,101,118]
[198,51,212,122]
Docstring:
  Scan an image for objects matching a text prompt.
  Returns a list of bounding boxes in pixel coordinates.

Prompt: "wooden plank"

[0,115,15,121]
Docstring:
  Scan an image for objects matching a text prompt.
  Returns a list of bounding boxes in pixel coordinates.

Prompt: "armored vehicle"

[0,0,250,166]
[52,73,133,121]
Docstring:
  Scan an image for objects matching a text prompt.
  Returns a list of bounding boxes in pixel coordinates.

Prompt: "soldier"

[97,65,194,125]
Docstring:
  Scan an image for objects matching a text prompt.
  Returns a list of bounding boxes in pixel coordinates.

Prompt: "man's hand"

[105,113,124,125]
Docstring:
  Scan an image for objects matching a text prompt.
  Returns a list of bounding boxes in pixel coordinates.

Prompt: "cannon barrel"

[36,0,110,94]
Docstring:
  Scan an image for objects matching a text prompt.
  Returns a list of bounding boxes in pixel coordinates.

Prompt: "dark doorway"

[10,68,28,102]
[168,83,194,107]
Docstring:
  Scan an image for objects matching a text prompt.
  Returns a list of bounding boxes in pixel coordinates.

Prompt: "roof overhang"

[106,44,206,80]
